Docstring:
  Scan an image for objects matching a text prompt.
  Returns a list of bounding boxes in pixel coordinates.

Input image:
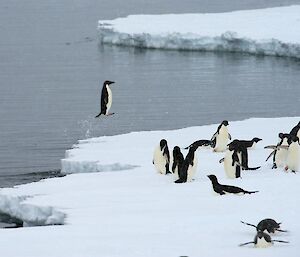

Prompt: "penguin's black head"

[252,137,262,143]
[160,139,168,150]
[288,135,299,144]
[173,146,181,155]
[279,133,290,140]
[221,120,229,126]
[227,139,239,150]
[104,80,115,86]
[207,174,218,182]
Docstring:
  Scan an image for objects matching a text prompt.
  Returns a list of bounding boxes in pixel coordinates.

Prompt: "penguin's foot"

[106,112,115,116]
[284,166,289,172]
[272,163,277,169]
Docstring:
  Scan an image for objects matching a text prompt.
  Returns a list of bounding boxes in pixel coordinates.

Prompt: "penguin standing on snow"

[207,175,258,195]
[95,80,115,117]
[211,120,231,152]
[175,145,198,183]
[172,146,184,181]
[239,231,289,248]
[220,143,242,179]
[265,133,290,169]
[285,135,300,173]
[153,139,171,175]
[289,121,300,139]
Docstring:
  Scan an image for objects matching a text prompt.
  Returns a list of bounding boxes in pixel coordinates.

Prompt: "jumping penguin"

[265,133,290,169]
[153,139,171,175]
[285,135,300,173]
[172,146,184,181]
[95,80,115,117]
[207,175,258,195]
[211,120,231,152]
[239,231,289,248]
[241,219,287,234]
[175,145,198,183]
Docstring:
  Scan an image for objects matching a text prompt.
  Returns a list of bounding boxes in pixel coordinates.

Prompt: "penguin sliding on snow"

[265,133,290,169]
[175,145,198,183]
[207,175,258,195]
[153,139,171,175]
[95,80,115,117]
[285,135,300,173]
[241,218,287,234]
[239,231,289,248]
[172,146,184,181]
[211,120,231,152]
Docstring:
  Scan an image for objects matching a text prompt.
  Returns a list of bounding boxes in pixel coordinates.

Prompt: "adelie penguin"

[211,120,231,152]
[239,231,289,248]
[172,146,184,181]
[175,145,198,183]
[153,139,171,175]
[265,133,290,169]
[207,175,258,195]
[241,218,287,234]
[95,80,115,117]
[238,137,262,149]
[289,121,300,139]
[285,135,300,173]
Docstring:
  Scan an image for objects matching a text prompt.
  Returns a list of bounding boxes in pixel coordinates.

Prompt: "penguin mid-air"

[285,135,300,173]
[239,231,289,248]
[184,139,212,150]
[95,80,115,117]
[211,120,231,152]
[207,175,258,195]
[241,219,287,234]
[153,139,171,175]
[265,133,290,169]
[289,121,300,139]
[172,146,184,181]
[175,145,198,183]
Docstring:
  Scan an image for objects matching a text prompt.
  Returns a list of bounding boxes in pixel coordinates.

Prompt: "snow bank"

[0,194,65,226]
[0,117,299,256]
[98,6,300,58]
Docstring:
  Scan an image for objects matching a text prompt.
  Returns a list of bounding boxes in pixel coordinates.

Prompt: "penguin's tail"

[95,112,102,118]
[244,190,259,194]
[240,221,257,228]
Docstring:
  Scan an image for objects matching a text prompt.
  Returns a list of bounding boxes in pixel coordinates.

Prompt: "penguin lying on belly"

[211,120,231,152]
[153,139,171,175]
[239,231,289,248]
[241,219,287,234]
[207,175,258,195]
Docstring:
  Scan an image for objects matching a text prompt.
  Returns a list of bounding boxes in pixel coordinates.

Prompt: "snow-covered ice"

[98,5,300,58]
[0,117,299,256]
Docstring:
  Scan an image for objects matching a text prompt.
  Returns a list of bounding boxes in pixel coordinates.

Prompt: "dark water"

[0,0,300,187]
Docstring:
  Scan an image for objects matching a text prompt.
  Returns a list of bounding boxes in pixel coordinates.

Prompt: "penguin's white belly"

[297,130,300,140]
[106,85,112,113]
[214,127,229,152]
[275,148,288,167]
[255,238,272,248]
[287,144,300,171]
[153,147,167,174]
[187,155,198,182]
[224,150,236,179]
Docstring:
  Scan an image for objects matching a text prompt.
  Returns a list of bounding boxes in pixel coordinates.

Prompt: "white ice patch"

[0,194,65,226]
[98,6,300,59]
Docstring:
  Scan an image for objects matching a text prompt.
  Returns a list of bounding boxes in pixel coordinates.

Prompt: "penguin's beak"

[109,81,115,85]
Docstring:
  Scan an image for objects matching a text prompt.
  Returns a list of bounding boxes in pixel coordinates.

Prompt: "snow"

[1,117,300,256]
[98,6,300,58]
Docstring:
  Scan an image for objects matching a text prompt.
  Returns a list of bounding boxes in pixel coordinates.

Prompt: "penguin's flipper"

[245,166,261,171]
[264,145,278,149]
[266,150,276,162]
[228,133,232,140]
[240,221,257,228]
[244,190,259,194]
[276,229,288,233]
[95,112,102,118]
[219,158,225,163]
[210,132,217,141]
[239,241,254,247]
[272,240,289,244]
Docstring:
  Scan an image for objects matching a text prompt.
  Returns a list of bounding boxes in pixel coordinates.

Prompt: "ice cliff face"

[97,6,300,59]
